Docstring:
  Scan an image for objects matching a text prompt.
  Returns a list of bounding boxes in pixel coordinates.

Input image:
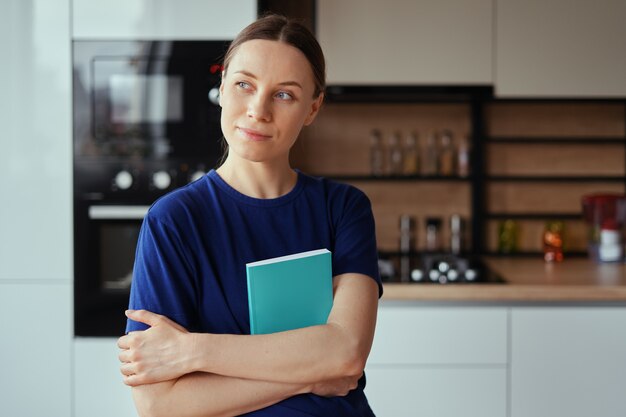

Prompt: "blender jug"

[581,194,626,263]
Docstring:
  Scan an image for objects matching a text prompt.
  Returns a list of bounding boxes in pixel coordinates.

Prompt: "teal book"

[246,248,333,335]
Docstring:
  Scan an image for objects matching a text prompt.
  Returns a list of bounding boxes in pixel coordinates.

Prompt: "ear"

[303,93,324,126]
[218,72,225,106]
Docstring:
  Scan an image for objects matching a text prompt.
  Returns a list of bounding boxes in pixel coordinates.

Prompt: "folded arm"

[130,372,306,417]
[120,273,379,385]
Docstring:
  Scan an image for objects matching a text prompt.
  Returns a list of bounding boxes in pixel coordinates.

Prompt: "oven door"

[74,204,149,336]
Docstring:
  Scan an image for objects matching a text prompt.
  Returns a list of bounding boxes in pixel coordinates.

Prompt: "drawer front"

[368,305,508,365]
[365,367,507,417]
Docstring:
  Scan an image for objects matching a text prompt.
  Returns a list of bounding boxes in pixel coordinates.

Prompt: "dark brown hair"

[223,14,326,97]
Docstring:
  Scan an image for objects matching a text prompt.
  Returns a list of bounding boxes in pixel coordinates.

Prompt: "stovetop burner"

[378,253,506,284]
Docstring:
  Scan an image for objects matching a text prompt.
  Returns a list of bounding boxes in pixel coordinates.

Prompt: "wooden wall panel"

[487,182,625,214]
[485,103,625,137]
[487,143,625,176]
[348,181,471,251]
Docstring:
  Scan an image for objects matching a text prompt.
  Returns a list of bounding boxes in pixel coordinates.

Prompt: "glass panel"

[99,223,140,290]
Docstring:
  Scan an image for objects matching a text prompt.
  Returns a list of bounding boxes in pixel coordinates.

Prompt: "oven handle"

[88,205,150,220]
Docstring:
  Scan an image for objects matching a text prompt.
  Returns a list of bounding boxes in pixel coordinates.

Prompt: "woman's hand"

[309,373,362,397]
[117,309,196,386]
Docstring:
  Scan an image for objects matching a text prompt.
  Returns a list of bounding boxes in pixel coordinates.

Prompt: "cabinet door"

[364,304,508,417]
[72,0,256,39]
[0,0,72,281]
[496,0,626,97]
[74,338,137,417]
[365,367,507,417]
[317,0,493,85]
[0,283,72,417]
[511,307,626,417]
[369,304,508,365]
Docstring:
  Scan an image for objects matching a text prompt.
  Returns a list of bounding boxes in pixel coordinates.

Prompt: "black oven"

[73,40,230,336]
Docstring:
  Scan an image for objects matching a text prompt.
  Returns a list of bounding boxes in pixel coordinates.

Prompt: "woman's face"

[219,39,323,164]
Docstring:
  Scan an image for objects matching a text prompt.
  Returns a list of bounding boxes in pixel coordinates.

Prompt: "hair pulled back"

[223,14,326,97]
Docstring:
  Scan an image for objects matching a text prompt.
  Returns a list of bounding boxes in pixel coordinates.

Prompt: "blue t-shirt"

[127,169,382,417]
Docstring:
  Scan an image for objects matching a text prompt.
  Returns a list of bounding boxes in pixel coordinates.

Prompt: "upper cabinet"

[72,0,256,39]
[317,0,493,85]
[495,0,626,97]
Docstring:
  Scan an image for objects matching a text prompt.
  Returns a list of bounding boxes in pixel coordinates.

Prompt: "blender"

[581,194,626,263]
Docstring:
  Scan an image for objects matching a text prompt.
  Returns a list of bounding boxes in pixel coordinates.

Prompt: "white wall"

[0,1,73,416]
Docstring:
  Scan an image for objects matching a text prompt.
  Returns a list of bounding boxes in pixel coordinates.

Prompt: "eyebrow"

[233,70,303,90]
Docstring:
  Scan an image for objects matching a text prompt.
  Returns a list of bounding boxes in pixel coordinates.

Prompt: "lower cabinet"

[364,304,509,417]
[365,367,507,417]
[511,307,626,417]
[74,338,137,417]
[0,283,72,417]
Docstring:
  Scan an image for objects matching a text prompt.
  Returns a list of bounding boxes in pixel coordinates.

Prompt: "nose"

[247,93,272,122]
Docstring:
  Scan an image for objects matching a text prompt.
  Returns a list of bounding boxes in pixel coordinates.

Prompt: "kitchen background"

[1,0,625,416]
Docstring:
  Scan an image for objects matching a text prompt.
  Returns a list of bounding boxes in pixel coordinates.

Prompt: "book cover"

[246,248,333,335]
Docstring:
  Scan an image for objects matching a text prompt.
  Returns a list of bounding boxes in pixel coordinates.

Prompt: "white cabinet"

[366,367,506,417]
[511,307,626,417]
[495,0,626,97]
[72,0,256,39]
[0,0,72,281]
[365,304,508,417]
[74,338,137,417]
[317,0,493,85]
[0,283,72,417]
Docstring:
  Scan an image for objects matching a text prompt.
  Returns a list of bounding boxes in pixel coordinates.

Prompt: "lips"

[238,127,272,141]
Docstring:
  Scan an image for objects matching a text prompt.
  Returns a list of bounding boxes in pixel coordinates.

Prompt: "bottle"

[369,129,385,176]
[425,217,442,252]
[402,131,420,176]
[543,220,564,262]
[423,130,439,176]
[457,135,470,178]
[450,214,464,255]
[388,131,404,176]
[498,219,519,254]
[439,129,456,177]
[399,214,416,282]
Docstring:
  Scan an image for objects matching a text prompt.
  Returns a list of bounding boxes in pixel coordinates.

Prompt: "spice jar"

[399,214,416,282]
[388,131,404,176]
[369,129,385,176]
[498,219,519,254]
[425,217,442,252]
[402,131,420,176]
[543,220,564,262]
[439,130,456,176]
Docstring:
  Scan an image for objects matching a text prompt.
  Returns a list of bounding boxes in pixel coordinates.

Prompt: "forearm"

[191,323,362,384]
[132,371,308,417]
[186,275,379,384]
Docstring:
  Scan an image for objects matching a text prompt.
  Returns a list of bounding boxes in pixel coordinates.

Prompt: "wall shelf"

[486,137,625,144]
[487,175,626,182]
[486,213,582,220]
[329,175,471,182]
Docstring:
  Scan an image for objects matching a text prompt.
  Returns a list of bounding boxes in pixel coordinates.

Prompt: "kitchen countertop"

[381,257,626,302]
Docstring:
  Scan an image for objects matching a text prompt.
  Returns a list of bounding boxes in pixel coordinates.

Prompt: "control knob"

[152,170,172,190]
[114,170,133,190]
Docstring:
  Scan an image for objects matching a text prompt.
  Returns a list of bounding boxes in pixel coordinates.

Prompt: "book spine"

[245,266,257,334]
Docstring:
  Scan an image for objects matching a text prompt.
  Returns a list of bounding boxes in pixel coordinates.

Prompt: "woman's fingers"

[117,334,131,349]
[120,362,135,376]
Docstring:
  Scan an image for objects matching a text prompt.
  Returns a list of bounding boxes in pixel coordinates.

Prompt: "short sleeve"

[331,187,383,297]
[125,213,199,333]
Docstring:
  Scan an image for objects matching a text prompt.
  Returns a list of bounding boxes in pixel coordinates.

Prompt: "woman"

[117,14,382,417]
